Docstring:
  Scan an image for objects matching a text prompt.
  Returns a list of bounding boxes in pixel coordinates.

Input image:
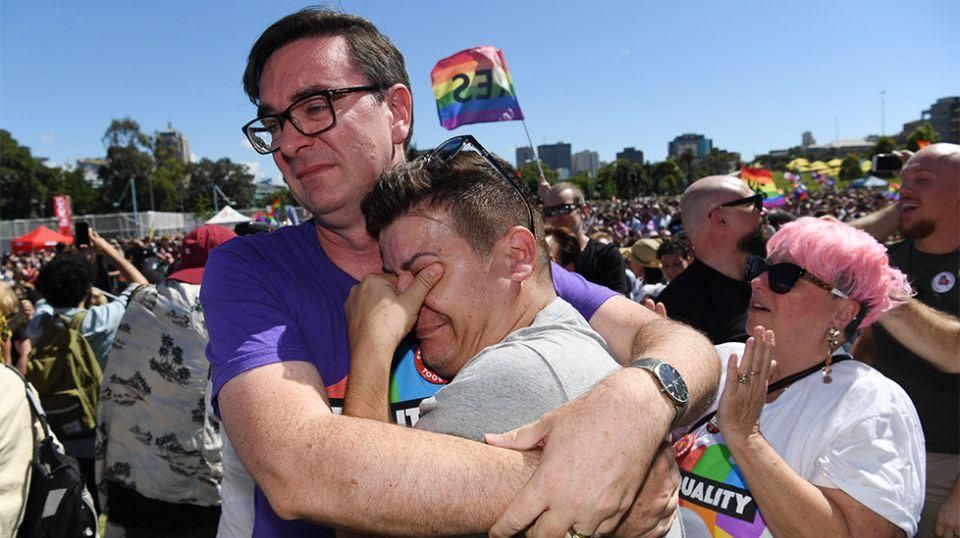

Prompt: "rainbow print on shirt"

[677,435,771,537]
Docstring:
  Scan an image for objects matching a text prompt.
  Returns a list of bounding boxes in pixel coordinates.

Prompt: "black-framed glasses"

[420,135,535,232]
[242,85,382,155]
[542,203,580,218]
[746,256,849,299]
[709,193,765,218]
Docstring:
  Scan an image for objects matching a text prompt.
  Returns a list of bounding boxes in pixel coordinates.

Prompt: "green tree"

[101,117,152,151]
[254,187,296,209]
[597,160,645,199]
[651,160,685,195]
[152,143,189,211]
[839,153,863,181]
[695,150,739,177]
[870,136,897,157]
[54,167,100,215]
[0,130,62,218]
[675,149,696,184]
[517,161,557,195]
[905,122,940,151]
[187,158,256,212]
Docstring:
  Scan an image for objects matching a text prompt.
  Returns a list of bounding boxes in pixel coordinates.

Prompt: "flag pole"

[520,118,547,186]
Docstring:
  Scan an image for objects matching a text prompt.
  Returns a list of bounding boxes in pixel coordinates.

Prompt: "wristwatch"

[629,358,689,428]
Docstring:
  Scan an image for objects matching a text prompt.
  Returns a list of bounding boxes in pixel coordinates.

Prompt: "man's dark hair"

[656,238,691,260]
[36,253,92,308]
[545,226,581,269]
[243,8,414,148]
[362,152,546,263]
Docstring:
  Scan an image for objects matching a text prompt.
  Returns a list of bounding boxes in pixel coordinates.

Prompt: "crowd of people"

[0,7,957,538]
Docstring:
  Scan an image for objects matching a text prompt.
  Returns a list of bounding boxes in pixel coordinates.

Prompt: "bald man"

[657,175,766,343]
[853,143,959,538]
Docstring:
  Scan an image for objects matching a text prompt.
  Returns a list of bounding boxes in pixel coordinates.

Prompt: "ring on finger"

[748,370,761,376]
[567,532,591,538]
[737,374,750,384]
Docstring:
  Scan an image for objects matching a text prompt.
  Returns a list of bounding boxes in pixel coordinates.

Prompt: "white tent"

[205,206,250,225]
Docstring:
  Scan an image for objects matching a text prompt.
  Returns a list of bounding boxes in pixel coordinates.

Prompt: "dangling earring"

[823,327,841,384]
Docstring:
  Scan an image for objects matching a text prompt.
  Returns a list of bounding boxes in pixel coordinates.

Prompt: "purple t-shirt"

[201,220,617,537]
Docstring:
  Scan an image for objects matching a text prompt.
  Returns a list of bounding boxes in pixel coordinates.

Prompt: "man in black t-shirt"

[852,143,959,537]
[542,182,628,294]
[657,175,767,344]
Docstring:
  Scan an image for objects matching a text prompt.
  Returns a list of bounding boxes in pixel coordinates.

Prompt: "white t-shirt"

[677,342,925,537]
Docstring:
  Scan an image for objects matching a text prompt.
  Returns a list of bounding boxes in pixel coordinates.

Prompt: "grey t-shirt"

[415,297,620,441]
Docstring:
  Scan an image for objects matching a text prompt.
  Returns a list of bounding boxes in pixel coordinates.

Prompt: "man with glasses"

[542,182,629,294]
[657,175,767,344]
[203,8,718,537]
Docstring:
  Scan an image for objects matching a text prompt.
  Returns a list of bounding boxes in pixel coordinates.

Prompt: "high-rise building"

[155,123,191,164]
[802,131,816,147]
[515,146,535,169]
[922,96,959,143]
[615,147,644,164]
[668,133,713,160]
[537,142,572,174]
[572,150,600,178]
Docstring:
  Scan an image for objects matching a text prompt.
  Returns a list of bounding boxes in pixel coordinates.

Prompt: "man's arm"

[219,360,538,534]
[488,295,719,536]
[876,298,960,373]
[847,204,899,242]
[90,230,148,286]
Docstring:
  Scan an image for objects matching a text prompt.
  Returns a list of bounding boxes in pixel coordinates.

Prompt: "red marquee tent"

[11,225,74,254]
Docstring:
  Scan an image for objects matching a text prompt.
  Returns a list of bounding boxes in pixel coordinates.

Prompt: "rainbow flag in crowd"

[886,182,901,200]
[741,166,786,208]
[253,196,283,226]
[431,46,524,130]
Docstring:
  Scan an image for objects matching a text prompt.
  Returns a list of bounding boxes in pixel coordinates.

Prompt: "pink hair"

[766,217,913,328]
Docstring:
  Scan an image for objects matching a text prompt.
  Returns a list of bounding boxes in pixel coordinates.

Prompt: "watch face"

[656,363,689,405]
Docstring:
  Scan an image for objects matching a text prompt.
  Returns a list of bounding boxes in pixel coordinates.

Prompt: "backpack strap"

[3,363,52,442]
[67,311,88,331]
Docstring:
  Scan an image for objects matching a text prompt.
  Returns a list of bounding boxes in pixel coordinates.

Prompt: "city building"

[515,146,535,169]
[76,158,107,188]
[668,134,713,160]
[922,96,959,143]
[802,131,816,147]
[537,142,572,175]
[155,123,191,164]
[572,150,600,178]
[615,147,644,165]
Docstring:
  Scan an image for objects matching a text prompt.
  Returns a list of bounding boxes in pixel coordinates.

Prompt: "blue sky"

[2,0,957,185]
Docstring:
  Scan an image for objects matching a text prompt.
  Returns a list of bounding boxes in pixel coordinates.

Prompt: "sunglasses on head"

[419,135,535,232]
[709,193,765,217]
[542,203,580,218]
[746,256,849,299]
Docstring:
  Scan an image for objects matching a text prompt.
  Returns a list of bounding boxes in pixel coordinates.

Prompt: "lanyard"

[686,354,853,435]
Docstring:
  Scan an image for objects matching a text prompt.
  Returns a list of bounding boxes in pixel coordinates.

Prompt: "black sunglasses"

[746,256,849,298]
[709,193,765,218]
[420,135,535,232]
[542,203,580,218]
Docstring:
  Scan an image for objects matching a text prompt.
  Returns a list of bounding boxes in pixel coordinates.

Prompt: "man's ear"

[499,226,538,282]
[385,83,413,147]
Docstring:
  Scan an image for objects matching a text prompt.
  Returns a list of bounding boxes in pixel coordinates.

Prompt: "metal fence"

[1,211,201,253]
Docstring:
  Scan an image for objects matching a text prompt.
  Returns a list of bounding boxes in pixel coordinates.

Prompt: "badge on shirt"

[931,271,956,294]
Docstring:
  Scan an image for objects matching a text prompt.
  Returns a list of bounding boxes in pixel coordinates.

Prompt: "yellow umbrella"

[808,161,829,171]
[860,160,872,173]
[786,157,810,171]
[827,158,843,168]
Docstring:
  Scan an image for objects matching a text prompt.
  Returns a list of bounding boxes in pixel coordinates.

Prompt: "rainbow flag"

[431,46,524,130]
[741,166,785,208]
[886,182,901,200]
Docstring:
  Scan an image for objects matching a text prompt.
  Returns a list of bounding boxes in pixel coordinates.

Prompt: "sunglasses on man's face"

[542,203,580,218]
[709,193,765,217]
[746,256,849,298]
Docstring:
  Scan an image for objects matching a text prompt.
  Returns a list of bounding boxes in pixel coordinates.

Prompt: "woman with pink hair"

[676,217,924,537]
